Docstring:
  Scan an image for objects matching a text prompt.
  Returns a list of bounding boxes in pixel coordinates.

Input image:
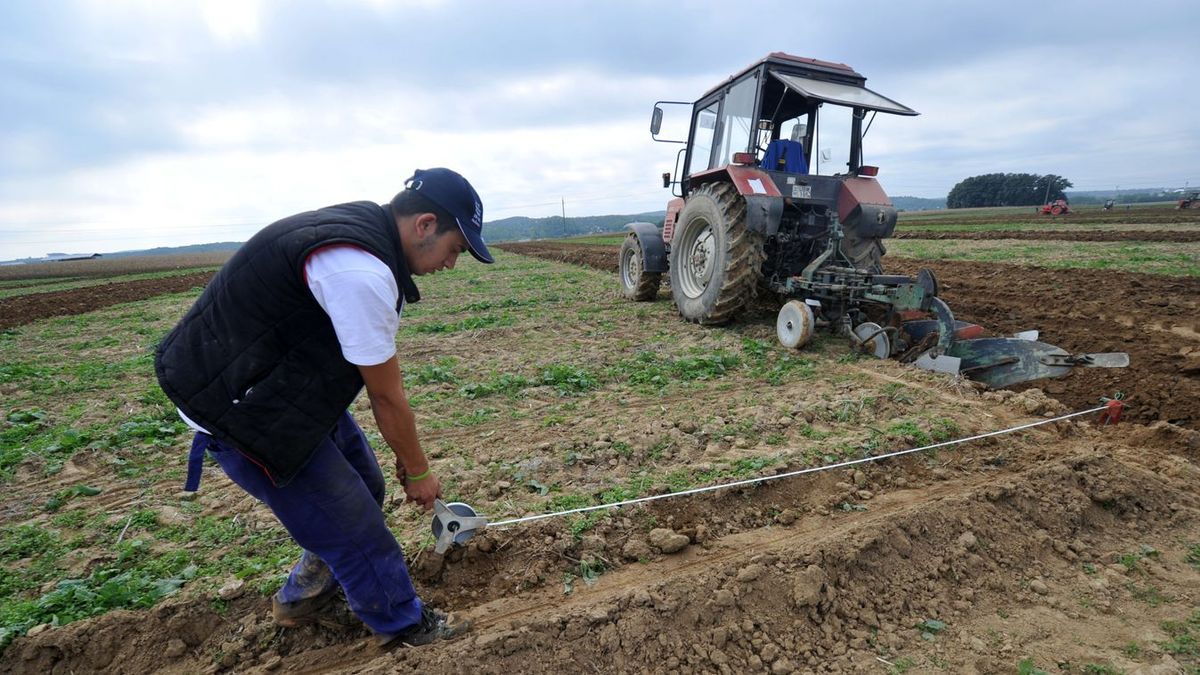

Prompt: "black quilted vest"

[155,201,419,486]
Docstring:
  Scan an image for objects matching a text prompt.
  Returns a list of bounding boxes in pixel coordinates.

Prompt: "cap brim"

[456,219,493,264]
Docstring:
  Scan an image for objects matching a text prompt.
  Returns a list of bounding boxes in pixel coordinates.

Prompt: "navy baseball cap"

[404,167,493,264]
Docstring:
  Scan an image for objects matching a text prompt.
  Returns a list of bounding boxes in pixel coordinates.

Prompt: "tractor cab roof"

[701,52,917,116]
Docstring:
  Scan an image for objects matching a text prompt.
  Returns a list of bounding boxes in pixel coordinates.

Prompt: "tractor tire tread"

[620,235,662,301]
[690,183,764,325]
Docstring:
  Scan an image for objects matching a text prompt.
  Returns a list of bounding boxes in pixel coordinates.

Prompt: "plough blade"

[1040,352,1130,368]
[911,351,962,375]
[934,338,1128,389]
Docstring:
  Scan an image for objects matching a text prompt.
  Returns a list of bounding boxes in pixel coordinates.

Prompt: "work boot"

[377,605,470,648]
[271,584,340,628]
[272,550,340,627]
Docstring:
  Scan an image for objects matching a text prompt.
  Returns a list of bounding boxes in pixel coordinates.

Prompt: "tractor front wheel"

[619,234,661,301]
[669,183,764,325]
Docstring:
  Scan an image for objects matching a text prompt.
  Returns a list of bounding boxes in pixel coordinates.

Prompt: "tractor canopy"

[770,72,916,116]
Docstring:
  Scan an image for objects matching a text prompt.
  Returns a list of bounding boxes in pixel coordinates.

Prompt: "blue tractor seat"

[762,139,808,174]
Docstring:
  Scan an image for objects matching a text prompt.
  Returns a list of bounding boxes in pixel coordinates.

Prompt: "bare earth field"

[894,231,1200,242]
[2,213,1199,675]
[0,272,215,331]
[897,204,1199,228]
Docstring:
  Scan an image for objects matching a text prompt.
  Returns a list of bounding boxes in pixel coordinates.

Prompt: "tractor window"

[813,104,853,175]
[779,114,810,146]
[712,75,757,167]
[687,102,718,176]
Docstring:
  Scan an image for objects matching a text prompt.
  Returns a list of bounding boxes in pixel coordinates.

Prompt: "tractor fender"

[625,221,669,273]
[663,197,684,243]
[688,165,785,236]
[838,177,897,238]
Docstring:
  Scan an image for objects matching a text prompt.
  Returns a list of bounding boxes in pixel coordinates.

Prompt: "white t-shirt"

[303,244,402,366]
[179,244,401,434]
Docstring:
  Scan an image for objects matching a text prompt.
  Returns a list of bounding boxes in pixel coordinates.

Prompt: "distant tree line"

[486,212,665,242]
[892,195,946,211]
[946,173,1072,209]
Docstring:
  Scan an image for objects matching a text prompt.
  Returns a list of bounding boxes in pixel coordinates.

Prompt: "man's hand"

[400,469,442,511]
[359,356,441,512]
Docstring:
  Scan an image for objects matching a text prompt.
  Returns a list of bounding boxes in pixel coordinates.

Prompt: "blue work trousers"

[199,411,423,635]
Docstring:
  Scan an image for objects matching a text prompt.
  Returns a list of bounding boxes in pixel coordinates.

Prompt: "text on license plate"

[791,185,812,199]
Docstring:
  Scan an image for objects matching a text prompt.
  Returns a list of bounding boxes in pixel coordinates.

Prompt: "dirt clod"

[736,564,763,583]
[791,565,828,607]
[164,638,187,659]
[217,578,246,600]
[648,528,690,554]
[621,537,652,561]
[957,531,979,551]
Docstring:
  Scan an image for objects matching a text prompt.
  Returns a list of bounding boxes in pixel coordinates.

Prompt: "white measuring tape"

[487,404,1111,529]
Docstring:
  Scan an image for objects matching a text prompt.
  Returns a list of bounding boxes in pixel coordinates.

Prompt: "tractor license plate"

[792,185,812,199]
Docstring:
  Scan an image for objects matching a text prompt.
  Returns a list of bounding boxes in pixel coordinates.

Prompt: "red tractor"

[1039,199,1070,215]
[1178,191,1200,209]
[618,53,1126,388]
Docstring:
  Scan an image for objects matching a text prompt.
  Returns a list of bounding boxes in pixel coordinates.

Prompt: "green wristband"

[406,468,432,482]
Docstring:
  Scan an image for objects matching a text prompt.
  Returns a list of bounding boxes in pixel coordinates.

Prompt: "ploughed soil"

[893,230,1200,242]
[497,242,623,273]
[898,207,1200,228]
[883,259,1200,430]
[0,272,215,331]
[4,243,1199,675]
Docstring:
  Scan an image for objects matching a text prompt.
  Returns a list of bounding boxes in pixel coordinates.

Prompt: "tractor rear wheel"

[619,234,661,301]
[669,182,764,325]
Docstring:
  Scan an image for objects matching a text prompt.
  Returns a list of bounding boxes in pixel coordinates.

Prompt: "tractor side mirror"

[650,106,664,136]
[662,172,671,188]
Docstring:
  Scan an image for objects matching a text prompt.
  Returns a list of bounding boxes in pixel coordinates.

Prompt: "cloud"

[198,0,263,43]
[1,0,1198,258]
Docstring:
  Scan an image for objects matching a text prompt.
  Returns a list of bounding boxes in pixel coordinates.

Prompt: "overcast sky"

[2,0,1197,259]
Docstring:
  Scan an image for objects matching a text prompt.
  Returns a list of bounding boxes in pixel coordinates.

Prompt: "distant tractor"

[1039,199,1070,216]
[1103,199,1115,211]
[1178,191,1200,209]
[618,52,1127,388]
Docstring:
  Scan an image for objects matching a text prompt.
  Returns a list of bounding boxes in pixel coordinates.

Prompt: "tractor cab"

[652,53,917,278]
[663,53,917,185]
